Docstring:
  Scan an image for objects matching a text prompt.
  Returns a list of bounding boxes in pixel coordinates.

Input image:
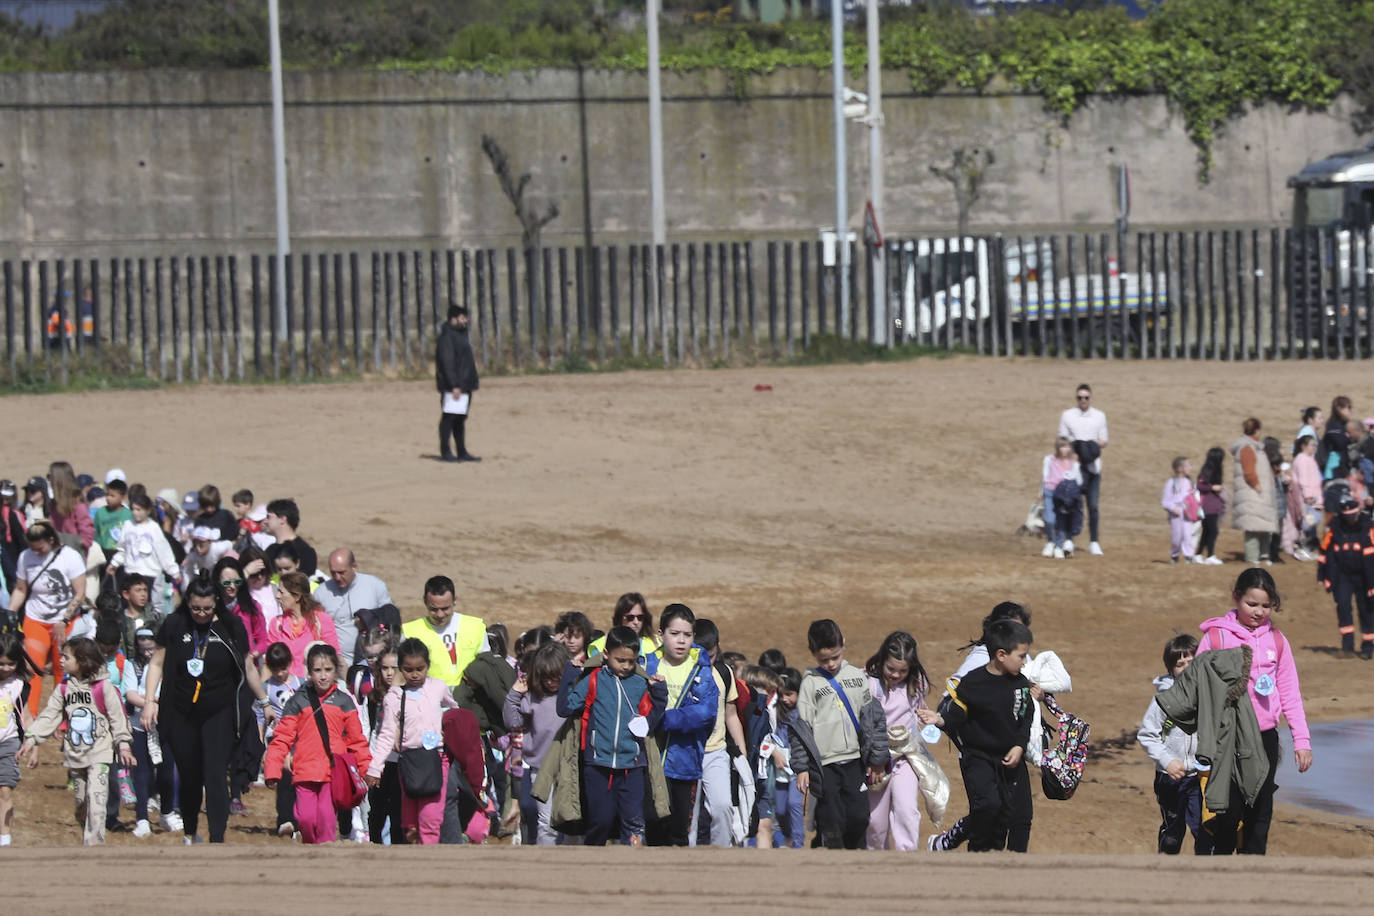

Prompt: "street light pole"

[832,0,849,337]
[647,0,666,247]
[268,0,290,342]
[867,0,885,345]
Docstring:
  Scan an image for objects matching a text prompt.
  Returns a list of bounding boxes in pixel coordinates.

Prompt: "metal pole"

[268,0,290,342]
[647,0,666,248]
[867,0,884,345]
[832,0,849,336]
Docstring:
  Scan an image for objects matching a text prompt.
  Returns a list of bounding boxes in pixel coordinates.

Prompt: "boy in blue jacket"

[643,603,718,846]
[557,625,667,846]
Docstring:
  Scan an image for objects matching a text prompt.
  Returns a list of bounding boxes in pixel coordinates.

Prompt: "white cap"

[104,468,126,484]
[156,487,179,506]
[191,526,218,542]
[248,504,267,522]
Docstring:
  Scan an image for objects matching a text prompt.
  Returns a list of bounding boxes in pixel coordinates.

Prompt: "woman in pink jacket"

[1195,567,1312,855]
[265,572,337,677]
[364,637,459,844]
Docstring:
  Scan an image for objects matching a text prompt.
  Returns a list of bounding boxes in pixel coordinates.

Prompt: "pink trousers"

[867,757,922,851]
[1169,515,1195,559]
[294,781,337,845]
[401,754,449,845]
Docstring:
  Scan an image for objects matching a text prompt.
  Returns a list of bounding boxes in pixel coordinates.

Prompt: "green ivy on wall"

[0,0,1362,179]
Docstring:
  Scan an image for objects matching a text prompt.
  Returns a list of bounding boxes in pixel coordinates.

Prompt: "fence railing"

[3,227,1372,385]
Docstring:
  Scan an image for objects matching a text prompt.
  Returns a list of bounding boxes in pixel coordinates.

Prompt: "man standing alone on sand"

[1058,383,1108,556]
[436,304,481,463]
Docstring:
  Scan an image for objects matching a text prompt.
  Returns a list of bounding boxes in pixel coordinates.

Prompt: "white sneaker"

[278,821,295,838]
[1053,547,1065,559]
[1292,547,1315,562]
[1062,539,1074,555]
[159,812,183,833]
[1089,542,1104,556]
[349,826,368,844]
[132,819,151,839]
[182,834,203,846]
[1206,555,1223,565]
[1041,542,1055,557]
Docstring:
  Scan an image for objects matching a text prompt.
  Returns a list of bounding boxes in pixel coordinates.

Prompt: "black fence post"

[1249,231,1261,360]
[251,255,262,379]
[136,259,148,377]
[201,256,214,381]
[800,242,811,353]
[72,259,83,359]
[592,246,604,365]
[702,244,713,359]
[687,243,698,363]
[21,260,32,369]
[644,244,655,358]
[506,247,520,369]
[721,242,732,359]
[609,246,620,361]
[1364,230,1374,359]
[317,253,330,371]
[731,243,743,346]
[785,241,795,358]
[767,241,779,357]
[230,256,243,380]
[575,247,587,361]
[146,257,162,383]
[559,248,571,362]
[1269,229,1281,360]
[302,254,313,377]
[383,252,394,374]
[656,244,668,365]
[1205,231,1219,360]
[524,247,538,369]
[1099,233,1114,360]
[544,247,556,367]
[672,243,683,365]
[1222,230,1234,361]
[170,258,182,383]
[628,245,639,359]
[55,260,68,386]
[398,252,410,372]
[414,251,424,371]
[2,261,12,380]
[108,259,120,365]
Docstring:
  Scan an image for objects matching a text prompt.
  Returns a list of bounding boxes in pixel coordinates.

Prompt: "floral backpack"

[1039,693,1090,800]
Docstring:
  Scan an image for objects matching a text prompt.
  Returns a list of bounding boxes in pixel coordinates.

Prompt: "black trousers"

[1331,576,1374,648]
[960,751,1032,852]
[1199,514,1220,557]
[367,762,406,844]
[1195,728,1280,855]
[1154,771,1202,854]
[817,760,868,850]
[161,701,238,842]
[438,394,472,457]
[651,777,698,847]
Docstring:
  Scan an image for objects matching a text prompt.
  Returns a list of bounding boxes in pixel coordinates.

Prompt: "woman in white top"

[5,520,87,716]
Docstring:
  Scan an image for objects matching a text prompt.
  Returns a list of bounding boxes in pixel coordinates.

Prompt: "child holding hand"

[19,637,136,845]
[918,619,1035,853]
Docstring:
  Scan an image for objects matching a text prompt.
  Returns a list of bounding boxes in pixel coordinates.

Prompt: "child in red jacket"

[264,643,371,844]
[439,707,490,843]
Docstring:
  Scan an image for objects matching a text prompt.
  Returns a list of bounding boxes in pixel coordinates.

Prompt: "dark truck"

[1287,141,1374,345]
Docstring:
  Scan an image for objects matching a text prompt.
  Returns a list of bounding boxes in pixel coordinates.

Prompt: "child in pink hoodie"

[1195,567,1312,855]
[364,637,459,844]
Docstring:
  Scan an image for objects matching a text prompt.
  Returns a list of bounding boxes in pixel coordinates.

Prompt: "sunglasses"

[622,613,647,621]
[1076,395,1091,401]
[218,578,245,588]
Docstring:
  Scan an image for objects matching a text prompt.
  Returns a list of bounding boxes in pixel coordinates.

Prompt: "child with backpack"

[263,643,371,844]
[1137,634,1202,854]
[555,625,668,846]
[642,604,717,847]
[789,619,890,850]
[1196,447,1227,564]
[918,619,1035,853]
[1162,456,1203,564]
[1041,437,1081,558]
[18,636,136,845]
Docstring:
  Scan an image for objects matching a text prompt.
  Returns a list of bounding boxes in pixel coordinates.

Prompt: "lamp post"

[867,0,884,345]
[831,0,849,336]
[268,0,289,342]
[648,0,666,247]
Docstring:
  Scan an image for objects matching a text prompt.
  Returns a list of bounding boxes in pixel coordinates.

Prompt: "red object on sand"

[754,384,773,392]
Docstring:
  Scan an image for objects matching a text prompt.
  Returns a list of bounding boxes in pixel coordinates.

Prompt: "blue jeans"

[772,779,806,849]
[1041,487,1057,544]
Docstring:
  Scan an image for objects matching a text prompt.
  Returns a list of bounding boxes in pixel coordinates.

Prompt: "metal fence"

[3,227,1371,385]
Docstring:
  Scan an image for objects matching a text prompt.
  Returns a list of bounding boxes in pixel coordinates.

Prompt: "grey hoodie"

[1137,674,1203,775]
[1154,646,1266,814]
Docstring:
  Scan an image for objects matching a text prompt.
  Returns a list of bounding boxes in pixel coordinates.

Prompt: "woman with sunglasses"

[237,545,281,632]
[6,520,87,716]
[142,578,274,844]
[212,556,269,663]
[586,592,660,662]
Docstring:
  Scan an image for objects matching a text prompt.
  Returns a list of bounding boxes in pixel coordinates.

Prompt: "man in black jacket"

[435,304,481,463]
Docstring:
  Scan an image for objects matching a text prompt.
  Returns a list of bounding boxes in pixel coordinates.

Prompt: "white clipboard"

[442,392,470,415]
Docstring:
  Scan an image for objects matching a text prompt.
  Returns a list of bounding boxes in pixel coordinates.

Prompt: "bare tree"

[930,146,995,237]
[481,134,560,253]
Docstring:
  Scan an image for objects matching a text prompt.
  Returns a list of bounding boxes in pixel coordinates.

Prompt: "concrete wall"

[0,68,1365,259]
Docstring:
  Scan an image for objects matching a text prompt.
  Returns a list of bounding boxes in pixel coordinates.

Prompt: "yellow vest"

[402,613,487,687]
